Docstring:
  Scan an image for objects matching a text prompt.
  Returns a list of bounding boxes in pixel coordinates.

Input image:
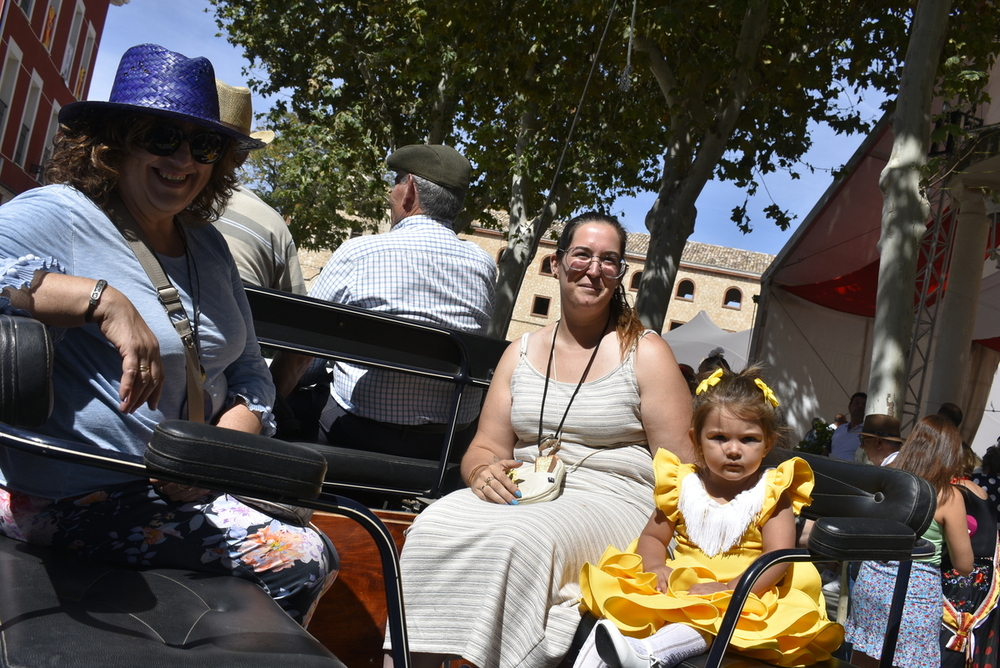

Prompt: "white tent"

[662,311,752,371]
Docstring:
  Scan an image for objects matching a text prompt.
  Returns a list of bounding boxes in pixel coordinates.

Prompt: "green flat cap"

[387,144,471,192]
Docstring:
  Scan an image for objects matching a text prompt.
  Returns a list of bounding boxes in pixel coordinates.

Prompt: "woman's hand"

[151,479,210,503]
[648,564,674,593]
[5,274,163,413]
[470,459,523,505]
[94,286,163,413]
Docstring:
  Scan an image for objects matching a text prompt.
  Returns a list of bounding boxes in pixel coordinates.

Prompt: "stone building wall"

[298,223,773,342]
[462,227,772,341]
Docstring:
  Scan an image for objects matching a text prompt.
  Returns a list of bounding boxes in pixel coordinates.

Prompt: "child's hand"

[649,565,674,593]
[687,582,730,596]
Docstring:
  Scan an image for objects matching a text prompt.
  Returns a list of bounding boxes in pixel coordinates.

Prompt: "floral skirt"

[0,480,338,625]
[845,560,941,668]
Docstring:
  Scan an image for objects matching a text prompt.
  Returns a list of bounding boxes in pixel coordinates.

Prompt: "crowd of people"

[0,41,997,668]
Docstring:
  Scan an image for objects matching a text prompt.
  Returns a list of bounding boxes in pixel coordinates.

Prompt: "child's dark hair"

[690,365,787,461]
[982,445,1000,475]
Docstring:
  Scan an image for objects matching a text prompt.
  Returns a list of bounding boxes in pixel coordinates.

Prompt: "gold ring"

[176,484,190,491]
[139,364,150,373]
[480,483,489,492]
[484,476,494,485]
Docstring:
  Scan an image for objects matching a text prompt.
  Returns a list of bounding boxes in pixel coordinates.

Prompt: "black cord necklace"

[536,312,612,457]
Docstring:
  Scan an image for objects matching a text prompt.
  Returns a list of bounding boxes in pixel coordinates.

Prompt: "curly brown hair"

[43,109,240,226]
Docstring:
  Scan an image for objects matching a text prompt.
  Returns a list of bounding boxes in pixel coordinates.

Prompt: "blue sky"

[91,0,888,256]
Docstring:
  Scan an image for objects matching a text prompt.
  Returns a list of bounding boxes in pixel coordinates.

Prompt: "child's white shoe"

[594,619,659,668]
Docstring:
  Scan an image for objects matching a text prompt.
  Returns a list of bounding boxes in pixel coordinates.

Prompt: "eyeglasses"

[141,123,228,164]
[559,246,627,279]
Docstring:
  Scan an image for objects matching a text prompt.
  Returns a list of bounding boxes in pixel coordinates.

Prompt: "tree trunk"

[633,0,770,331]
[487,186,569,339]
[634,185,697,332]
[867,0,952,418]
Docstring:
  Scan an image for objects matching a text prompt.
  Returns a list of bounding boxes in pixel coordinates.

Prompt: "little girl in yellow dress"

[575,367,843,668]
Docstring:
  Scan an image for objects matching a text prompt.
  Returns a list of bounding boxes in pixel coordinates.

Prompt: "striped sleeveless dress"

[392,331,658,667]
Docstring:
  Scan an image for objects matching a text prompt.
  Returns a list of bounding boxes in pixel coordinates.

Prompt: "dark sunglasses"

[140,123,228,164]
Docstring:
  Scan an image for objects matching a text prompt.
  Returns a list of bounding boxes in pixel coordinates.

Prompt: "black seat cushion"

[0,536,344,667]
[0,315,52,429]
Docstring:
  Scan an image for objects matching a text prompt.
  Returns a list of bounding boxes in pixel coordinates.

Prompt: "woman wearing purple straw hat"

[0,44,336,625]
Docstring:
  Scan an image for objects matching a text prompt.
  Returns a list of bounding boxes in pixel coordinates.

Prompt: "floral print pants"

[0,480,338,625]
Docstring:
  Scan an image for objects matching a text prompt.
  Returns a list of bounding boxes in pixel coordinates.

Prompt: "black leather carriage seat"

[0,539,341,667]
[0,316,345,668]
[245,286,510,500]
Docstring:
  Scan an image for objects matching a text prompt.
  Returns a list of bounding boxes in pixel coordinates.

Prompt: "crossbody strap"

[103,194,205,424]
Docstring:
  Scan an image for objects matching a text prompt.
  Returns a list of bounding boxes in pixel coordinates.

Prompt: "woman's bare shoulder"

[635,330,679,363]
[958,478,988,499]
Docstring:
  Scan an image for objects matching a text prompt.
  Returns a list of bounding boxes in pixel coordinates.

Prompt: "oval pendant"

[536,435,561,472]
[539,436,560,452]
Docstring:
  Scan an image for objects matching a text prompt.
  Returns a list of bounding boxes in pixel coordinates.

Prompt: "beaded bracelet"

[467,463,490,488]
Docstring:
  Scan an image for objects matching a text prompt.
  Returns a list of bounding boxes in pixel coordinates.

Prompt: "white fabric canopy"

[662,311,752,372]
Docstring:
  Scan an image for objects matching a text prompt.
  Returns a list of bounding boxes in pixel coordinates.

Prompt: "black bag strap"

[103,195,205,424]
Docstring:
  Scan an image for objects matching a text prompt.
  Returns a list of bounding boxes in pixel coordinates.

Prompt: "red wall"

[0,0,113,198]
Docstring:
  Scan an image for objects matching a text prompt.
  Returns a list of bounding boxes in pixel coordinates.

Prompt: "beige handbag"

[510,456,567,504]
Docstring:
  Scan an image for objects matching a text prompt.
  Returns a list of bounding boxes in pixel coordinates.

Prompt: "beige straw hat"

[215,79,275,145]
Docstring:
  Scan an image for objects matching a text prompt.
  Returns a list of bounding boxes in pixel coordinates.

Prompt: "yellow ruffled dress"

[579,450,843,667]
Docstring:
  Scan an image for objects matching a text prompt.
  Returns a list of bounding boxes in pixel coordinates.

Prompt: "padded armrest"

[308,442,464,495]
[808,517,916,561]
[765,448,936,536]
[0,315,53,428]
[146,420,327,500]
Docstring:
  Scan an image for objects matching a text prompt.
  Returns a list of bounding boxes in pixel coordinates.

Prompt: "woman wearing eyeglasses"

[0,44,335,625]
[386,212,694,667]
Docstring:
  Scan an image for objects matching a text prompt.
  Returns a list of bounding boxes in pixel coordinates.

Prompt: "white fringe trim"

[678,470,768,557]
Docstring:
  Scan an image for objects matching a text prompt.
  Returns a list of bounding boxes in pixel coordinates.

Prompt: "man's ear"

[401,177,419,213]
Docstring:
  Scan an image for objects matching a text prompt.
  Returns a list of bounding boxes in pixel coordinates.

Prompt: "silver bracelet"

[85,279,108,323]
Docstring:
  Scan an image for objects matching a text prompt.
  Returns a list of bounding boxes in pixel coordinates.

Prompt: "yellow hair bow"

[695,368,724,396]
[755,378,780,407]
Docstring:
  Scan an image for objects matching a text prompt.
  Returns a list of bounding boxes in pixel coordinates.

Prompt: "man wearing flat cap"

[271,144,496,458]
[858,414,905,466]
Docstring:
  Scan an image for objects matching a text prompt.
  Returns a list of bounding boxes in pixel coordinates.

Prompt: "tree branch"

[689,0,770,188]
[633,35,677,108]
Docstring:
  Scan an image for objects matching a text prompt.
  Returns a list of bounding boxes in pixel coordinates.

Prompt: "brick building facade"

[0,0,123,202]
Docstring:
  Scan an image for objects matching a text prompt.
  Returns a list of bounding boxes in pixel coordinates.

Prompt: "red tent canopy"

[767,117,1000,351]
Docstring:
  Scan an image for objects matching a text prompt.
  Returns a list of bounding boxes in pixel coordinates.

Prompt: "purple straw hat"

[59,44,264,151]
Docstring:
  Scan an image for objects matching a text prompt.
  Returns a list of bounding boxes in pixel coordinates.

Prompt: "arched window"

[540,256,553,275]
[629,270,643,291]
[724,288,742,309]
[676,279,695,300]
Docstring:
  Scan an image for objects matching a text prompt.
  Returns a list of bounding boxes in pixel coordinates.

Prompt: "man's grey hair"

[411,173,465,224]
